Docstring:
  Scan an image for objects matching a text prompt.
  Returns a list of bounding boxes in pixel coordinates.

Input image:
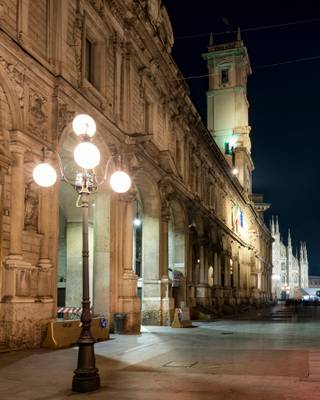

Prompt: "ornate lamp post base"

[72,340,100,392]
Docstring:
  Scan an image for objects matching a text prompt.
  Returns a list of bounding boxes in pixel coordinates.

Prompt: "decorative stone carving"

[73,9,83,86]
[28,90,48,140]
[148,0,160,27]
[159,180,173,220]
[159,6,174,52]
[24,183,39,231]
[89,0,104,15]
[57,100,75,138]
[0,56,25,107]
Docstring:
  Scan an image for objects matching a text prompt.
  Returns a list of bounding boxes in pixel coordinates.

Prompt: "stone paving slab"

[1,314,320,399]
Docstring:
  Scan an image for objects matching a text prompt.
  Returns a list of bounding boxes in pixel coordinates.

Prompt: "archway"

[57,132,112,317]
[134,171,161,325]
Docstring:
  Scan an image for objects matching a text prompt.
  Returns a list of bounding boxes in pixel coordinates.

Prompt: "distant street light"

[33,114,131,392]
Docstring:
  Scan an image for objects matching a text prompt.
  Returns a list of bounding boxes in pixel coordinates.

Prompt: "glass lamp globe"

[110,171,131,193]
[72,114,96,137]
[33,163,57,187]
[133,217,142,227]
[74,142,100,169]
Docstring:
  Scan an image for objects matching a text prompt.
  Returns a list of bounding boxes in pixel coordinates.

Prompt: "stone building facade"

[0,0,272,349]
[271,217,309,299]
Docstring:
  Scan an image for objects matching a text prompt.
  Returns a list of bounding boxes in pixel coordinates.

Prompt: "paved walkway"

[1,305,320,399]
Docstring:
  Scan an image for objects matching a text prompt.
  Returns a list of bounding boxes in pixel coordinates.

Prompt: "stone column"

[159,210,174,325]
[9,144,25,258]
[224,255,230,287]
[159,212,169,279]
[113,34,123,124]
[213,252,219,286]
[4,145,24,301]
[38,185,54,302]
[199,243,205,284]
[117,191,140,332]
[17,0,30,45]
[4,142,33,303]
[196,239,209,305]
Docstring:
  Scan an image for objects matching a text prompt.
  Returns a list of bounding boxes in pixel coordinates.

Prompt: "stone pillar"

[17,0,30,45]
[224,255,230,287]
[196,240,209,305]
[213,252,219,286]
[199,243,205,284]
[4,143,33,303]
[159,211,174,325]
[38,185,54,302]
[160,213,169,279]
[9,144,25,258]
[113,34,123,124]
[117,192,140,333]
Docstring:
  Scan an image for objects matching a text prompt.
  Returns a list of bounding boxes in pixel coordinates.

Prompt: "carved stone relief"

[24,183,38,231]
[28,90,48,140]
[89,0,104,15]
[57,100,75,139]
[0,56,25,107]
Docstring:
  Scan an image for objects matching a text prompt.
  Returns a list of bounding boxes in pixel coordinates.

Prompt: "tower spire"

[300,241,304,262]
[275,216,279,234]
[209,32,214,47]
[237,26,241,41]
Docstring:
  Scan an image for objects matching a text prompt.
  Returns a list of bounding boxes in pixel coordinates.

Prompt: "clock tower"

[202,29,254,193]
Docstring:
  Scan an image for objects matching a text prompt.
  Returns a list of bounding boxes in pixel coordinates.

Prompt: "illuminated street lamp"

[33,114,131,392]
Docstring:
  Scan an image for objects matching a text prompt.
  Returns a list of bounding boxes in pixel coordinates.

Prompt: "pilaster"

[116,191,140,333]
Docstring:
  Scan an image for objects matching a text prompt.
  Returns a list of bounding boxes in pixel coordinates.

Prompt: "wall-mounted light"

[232,168,238,176]
[133,200,142,227]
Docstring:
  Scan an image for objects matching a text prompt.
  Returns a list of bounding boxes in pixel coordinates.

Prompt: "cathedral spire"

[288,229,292,248]
[270,216,274,235]
[304,242,308,263]
[275,216,279,234]
[300,241,304,262]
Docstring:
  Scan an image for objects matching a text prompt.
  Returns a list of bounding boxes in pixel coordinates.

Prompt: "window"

[224,142,232,155]
[240,211,244,228]
[221,69,229,84]
[85,38,94,84]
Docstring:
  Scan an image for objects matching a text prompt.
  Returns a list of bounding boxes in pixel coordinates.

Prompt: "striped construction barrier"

[57,306,83,315]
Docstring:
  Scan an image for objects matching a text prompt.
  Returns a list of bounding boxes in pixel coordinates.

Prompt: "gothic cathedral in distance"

[271,217,309,299]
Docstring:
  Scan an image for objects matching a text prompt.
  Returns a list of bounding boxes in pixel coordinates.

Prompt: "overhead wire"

[173,55,320,81]
[175,16,320,40]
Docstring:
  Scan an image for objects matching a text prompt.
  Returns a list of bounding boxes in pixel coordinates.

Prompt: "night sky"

[163,1,320,275]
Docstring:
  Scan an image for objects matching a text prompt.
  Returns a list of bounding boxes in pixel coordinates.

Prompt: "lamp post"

[33,114,132,393]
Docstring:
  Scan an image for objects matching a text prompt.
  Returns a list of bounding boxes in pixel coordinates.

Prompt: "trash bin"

[114,313,127,334]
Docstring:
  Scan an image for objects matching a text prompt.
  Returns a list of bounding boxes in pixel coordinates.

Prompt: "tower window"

[85,38,94,84]
[224,142,233,155]
[221,69,229,84]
